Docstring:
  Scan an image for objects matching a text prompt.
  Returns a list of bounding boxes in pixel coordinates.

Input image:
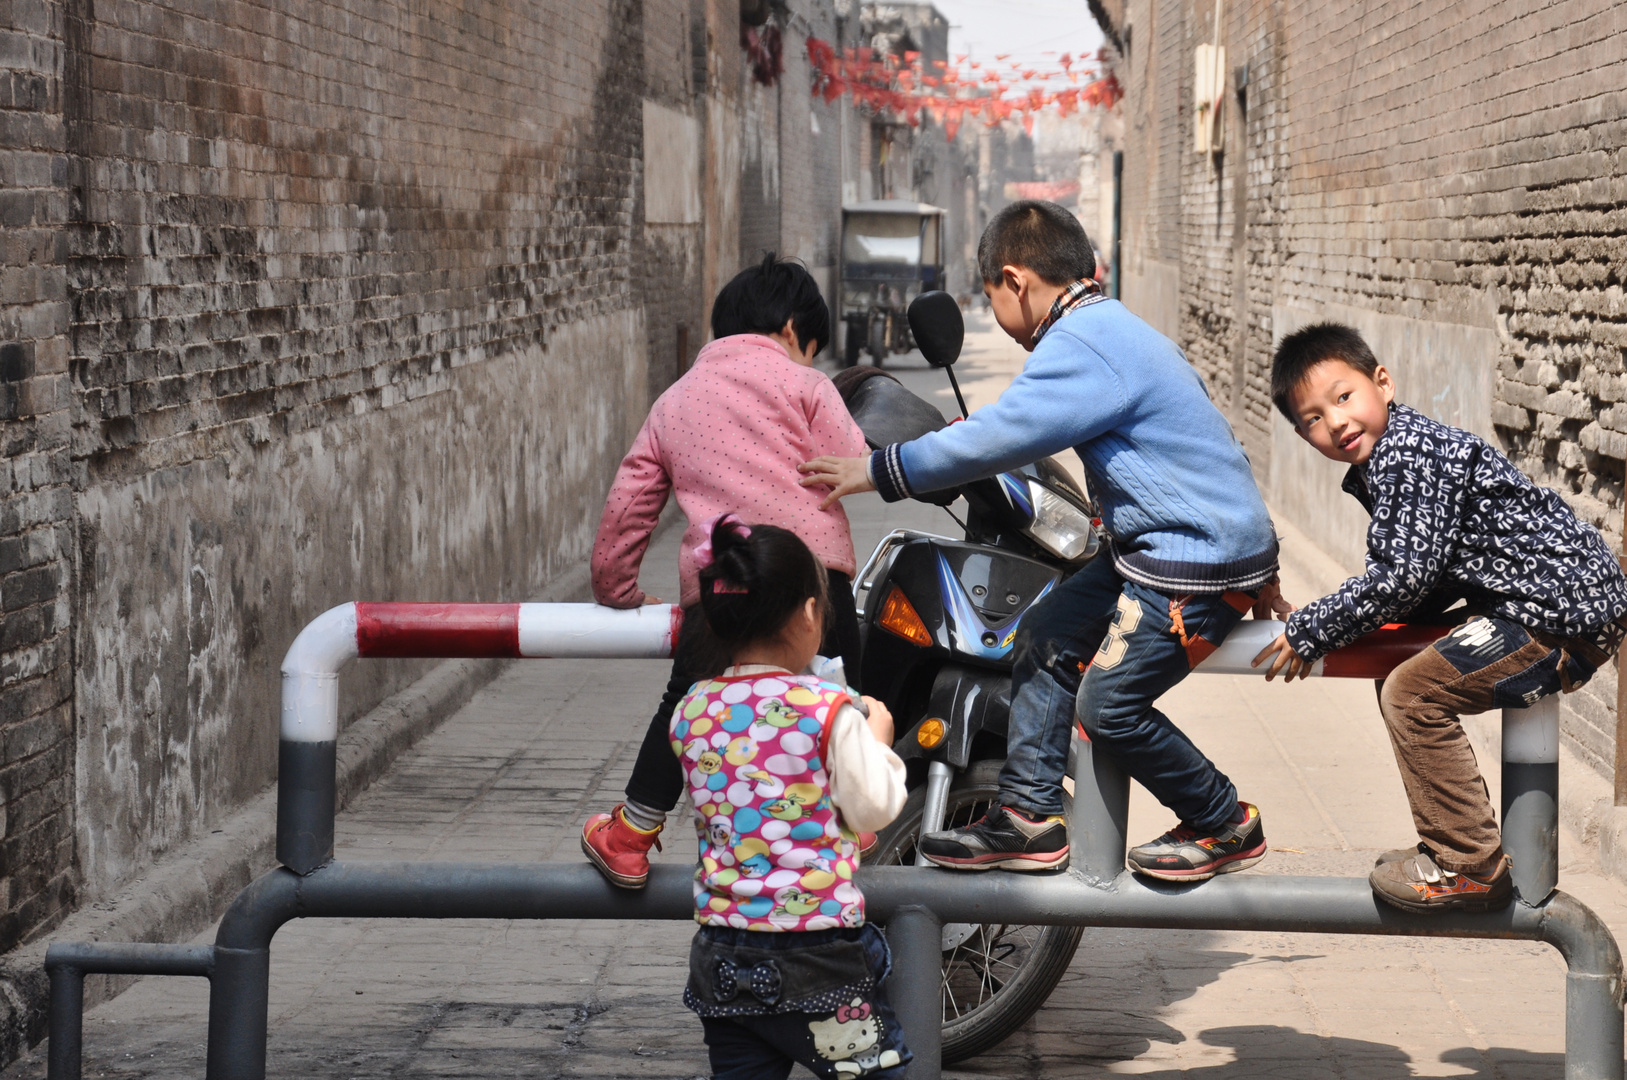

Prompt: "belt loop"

[1558,649,1578,694]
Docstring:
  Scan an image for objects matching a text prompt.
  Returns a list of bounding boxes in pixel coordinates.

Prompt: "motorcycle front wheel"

[869,758,1084,1063]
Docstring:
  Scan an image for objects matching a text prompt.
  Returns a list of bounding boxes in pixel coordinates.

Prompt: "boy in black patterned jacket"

[1256,323,1627,913]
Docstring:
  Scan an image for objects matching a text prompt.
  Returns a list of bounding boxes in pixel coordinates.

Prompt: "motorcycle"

[834,292,1103,1062]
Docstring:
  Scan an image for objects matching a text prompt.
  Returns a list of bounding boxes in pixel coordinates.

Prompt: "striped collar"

[1031,278,1105,346]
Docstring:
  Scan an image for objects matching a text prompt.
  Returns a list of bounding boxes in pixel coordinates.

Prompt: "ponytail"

[696,516,828,649]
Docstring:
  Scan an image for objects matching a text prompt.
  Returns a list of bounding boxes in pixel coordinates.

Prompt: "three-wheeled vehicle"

[839,200,947,368]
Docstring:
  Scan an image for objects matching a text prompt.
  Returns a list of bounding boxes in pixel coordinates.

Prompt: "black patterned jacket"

[1285,404,1627,661]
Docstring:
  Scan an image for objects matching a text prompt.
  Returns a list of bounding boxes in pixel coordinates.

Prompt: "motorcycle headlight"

[1024,480,1098,562]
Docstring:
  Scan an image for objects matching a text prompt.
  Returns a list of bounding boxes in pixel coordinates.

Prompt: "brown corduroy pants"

[1376,622,1562,875]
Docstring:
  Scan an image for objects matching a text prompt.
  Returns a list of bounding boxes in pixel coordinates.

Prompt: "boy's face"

[1288,359,1396,465]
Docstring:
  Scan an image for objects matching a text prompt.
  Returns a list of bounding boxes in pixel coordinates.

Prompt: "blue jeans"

[1000,556,1254,833]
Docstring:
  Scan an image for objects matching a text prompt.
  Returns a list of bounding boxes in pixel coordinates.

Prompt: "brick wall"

[0,0,745,951]
[778,0,843,301]
[0,0,75,953]
[726,0,845,337]
[1100,0,1627,777]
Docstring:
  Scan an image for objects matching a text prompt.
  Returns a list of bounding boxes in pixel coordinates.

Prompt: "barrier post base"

[888,905,943,1080]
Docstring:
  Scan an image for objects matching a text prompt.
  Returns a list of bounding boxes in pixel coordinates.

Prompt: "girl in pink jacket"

[582,254,870,889]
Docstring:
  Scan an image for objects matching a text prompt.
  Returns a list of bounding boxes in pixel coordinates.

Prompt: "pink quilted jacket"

[591,334,868,609]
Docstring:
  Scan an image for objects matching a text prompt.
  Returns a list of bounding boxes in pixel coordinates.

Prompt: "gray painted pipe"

[1068,732,1129,887]
[45,942,214,1080]
[885,906,944,1080]
[1504,698,1560,904]
[45,964,82,1080]
[202,861,1623,1080]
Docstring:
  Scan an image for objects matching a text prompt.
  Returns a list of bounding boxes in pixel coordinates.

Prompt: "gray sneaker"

[1373,842,1429,869]
[918,805,1070,871]
[1126,802,1267,882]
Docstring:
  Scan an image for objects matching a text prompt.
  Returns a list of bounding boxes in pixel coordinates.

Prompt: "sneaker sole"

[1370,884,1514,915]
[921,848,1070,872]
[580,835,649,890]
[1129,841,1269,883]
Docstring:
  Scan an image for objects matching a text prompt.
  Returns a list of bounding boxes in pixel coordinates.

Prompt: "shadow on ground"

[950,1025,1564,1079]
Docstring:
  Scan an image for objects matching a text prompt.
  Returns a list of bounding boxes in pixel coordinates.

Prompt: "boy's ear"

[1372,364,1396,403]
[1000,264,1025,295]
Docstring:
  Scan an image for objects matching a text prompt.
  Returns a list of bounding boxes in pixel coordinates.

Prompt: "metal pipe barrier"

[44,942,215,1080]
[44,603,1625,1080]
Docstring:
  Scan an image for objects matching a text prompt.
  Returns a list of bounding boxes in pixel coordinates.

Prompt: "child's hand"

[798,456,875,509]
[642,595,664,605]
[860,695,893,745]
[1252,634,1313,682]
[1252,579,1295,620]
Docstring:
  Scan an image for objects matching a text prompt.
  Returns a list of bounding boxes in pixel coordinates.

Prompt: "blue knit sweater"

[871,299,1278,592]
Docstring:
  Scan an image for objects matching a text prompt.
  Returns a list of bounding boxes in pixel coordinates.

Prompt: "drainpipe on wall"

[1616,550,1627,806]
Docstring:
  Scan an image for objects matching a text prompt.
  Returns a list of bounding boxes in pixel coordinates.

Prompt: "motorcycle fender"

[911,665,1012,768]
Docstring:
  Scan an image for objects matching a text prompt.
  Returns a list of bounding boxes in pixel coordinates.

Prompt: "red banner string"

[805,38,1121,133]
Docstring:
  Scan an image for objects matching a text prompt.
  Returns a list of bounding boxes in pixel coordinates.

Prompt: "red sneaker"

[582,805,663,889]
[857,831,879,858]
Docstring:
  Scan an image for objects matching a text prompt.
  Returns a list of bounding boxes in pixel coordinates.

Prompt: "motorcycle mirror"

[907,291,964,369]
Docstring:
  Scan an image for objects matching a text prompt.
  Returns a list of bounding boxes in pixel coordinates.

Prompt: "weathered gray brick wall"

[0,0,727,954]
[1103,0,1627,777]
[639,0,707,394]
[0,0,75,957]
[778,0,842,301]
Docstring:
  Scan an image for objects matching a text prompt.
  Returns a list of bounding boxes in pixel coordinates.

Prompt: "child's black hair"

[710,252,832,356]
[977,200,1095,286]
[1270,322,1382,423]
[697,518,829,651]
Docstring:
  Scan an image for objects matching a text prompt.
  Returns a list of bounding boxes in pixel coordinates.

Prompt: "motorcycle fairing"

[934,550,1055,663]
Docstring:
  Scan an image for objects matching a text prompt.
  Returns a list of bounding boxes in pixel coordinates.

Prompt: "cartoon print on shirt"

[676,676,862,931]
[758,697,802,727]
[724,736,760,766]
[763,798,803,821]
[772,886,822,917]
[741,768,785,799]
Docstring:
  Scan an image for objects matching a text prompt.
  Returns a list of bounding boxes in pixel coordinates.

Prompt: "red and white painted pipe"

[282,607,1448,743]
[1192,619,1449,679]
[277,602,680,874]
[275,602,1454,874]
[281,602,682,744]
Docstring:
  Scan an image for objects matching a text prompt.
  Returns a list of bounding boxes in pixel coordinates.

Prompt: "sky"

[930,0,1106,72]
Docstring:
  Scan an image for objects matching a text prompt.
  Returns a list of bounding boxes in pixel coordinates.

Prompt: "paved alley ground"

[7,313,1621,1079]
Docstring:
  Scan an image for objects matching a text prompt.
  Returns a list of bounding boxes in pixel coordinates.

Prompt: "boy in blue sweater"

[800,201,1285,880]
[1256,323,1627,912]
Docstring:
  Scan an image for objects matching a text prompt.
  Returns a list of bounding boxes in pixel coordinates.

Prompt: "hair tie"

[693,512,753,569]
[711,579,750,595]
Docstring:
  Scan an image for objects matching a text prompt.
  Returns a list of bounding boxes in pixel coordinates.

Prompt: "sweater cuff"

[1283,615,1327,663]
[871,445,913,503]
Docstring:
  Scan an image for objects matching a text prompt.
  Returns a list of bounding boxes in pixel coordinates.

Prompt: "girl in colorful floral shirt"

[675,516,910,1080]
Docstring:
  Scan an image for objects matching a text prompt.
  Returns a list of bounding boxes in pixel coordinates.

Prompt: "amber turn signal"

[916,717,946,749]
[877,586,932,646]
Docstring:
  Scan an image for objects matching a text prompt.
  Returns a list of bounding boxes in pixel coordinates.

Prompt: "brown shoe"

[1370,851,1513,913]
[1373,842,1429,869]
